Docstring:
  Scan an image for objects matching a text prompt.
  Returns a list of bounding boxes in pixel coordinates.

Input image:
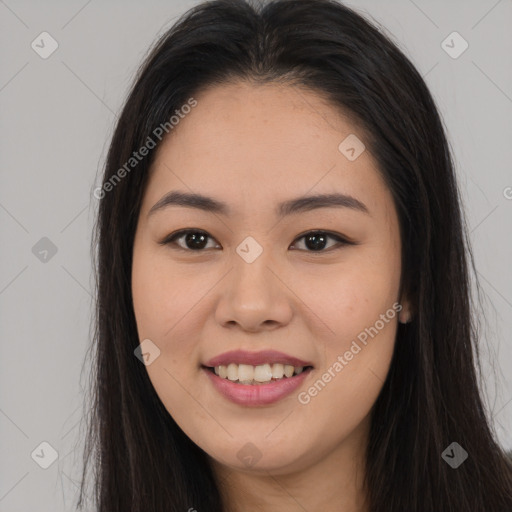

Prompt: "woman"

[79,0,512,510]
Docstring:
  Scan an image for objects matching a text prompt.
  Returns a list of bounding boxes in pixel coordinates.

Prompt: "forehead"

[144,81,391,218]
[159,80,363,164]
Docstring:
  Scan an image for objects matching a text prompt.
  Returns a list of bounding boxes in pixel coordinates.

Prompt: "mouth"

[201,364,314,406]
[202,363,314,386]
[201,349,314,405]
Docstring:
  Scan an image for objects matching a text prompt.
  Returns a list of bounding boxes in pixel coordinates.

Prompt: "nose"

[214,244,294,333]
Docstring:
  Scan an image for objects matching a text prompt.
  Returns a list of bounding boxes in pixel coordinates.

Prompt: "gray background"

[1,0,511,510]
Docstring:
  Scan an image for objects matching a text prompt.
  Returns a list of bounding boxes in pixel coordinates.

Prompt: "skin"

[131,81,412,512]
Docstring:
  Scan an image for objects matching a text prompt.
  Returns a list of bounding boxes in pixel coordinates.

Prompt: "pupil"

[306,233,326,251]
[186,232,207,250]
[184,232,328,251]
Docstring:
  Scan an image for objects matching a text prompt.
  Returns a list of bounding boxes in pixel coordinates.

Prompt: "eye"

[160,229,353,253]
[159,229,220,251]
[290,230,352,252]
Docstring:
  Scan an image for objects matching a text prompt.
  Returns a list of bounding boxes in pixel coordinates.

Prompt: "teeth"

[227,363,238,381]
[284,364,294,377]
[254,363,272,382]
[211,363,307,384]
[272,363,284,379]
[238,364,254,384]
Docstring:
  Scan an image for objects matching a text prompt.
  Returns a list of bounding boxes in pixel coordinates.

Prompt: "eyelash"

[159,229,354,253]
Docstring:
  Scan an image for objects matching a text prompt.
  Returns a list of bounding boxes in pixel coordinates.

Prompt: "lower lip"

[202,366,313,406]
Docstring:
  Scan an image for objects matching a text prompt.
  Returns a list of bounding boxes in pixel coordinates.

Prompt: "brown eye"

[160,229,352,253]
[160,230,219,251]
[290,231,351,252]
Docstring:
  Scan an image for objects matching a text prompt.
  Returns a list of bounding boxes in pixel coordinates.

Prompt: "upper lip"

[203,349,313,368]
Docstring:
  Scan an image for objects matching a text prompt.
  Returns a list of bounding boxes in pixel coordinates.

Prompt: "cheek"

[131,250,208,420]
[131,250,203,418]
[295,247,400,413]
[131,246,207,345]
[315,273,399,389]
[300,252,401,342]
[299,314,398,444]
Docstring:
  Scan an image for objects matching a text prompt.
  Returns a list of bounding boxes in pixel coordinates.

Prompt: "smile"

[202,365,314,406]
[208,363,311,385]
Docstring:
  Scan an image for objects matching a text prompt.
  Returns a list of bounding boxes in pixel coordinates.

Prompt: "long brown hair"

[78,0,512,510]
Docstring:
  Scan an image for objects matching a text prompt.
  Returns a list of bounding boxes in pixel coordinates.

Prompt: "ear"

[397,296,413,324]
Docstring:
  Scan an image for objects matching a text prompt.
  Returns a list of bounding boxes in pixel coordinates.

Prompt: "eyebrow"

[148,190,369,218]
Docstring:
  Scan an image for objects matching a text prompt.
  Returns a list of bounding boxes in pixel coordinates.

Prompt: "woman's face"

[132,81,410,475]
